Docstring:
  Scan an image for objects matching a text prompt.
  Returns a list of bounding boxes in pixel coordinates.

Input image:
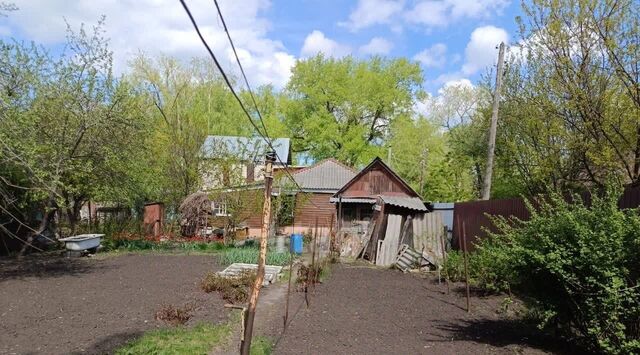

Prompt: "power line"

[178,0,266,140]
[179,0,320,208]
[212,0,270,141]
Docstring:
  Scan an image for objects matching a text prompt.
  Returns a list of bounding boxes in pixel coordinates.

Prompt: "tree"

[0,19,147,242]
[492,0,640,194]
[129,55,248,207]
[285,54,424,166]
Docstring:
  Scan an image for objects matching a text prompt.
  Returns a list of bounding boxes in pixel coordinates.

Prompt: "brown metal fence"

[452,185,640,252]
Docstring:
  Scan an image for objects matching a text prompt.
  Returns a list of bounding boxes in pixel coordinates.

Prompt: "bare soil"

[0,253,227,355]
[269,263,578,355]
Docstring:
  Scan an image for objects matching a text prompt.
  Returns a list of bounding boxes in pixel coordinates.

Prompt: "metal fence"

[452,184,640,252]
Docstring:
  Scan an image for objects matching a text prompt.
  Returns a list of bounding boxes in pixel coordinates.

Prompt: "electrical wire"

[180,0,322,208]
[212,0,271,141]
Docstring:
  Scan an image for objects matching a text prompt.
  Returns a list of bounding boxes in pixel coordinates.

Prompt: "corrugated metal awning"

[329,197,376,203]
[330,195,427,211]
[379,195,428,211]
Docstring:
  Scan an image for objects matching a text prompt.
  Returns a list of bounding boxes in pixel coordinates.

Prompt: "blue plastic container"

[290,234,303,254]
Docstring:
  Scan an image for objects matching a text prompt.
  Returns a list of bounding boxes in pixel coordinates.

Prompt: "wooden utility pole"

[481,41,506,200]
[240,151,276,355]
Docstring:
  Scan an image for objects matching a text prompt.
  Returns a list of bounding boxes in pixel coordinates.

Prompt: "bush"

[200,271,256,303]
[155,303,194,326]
[474,186,640,354]
[442,250,465,282]
[296,264,323,290]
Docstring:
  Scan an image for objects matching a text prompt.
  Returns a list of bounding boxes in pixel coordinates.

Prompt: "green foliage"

[220,246,290,266]
[285,54,424,166]
[116,322,232,355]
[0,19,150,234]
[250,336,273,355]
[442,250,465,282]
[470,186,640,353]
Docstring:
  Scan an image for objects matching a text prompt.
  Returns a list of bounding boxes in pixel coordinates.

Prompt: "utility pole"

[418,147,428,197]
[387,146,392,168]
[481,42,505,200]
[240,151,276,355]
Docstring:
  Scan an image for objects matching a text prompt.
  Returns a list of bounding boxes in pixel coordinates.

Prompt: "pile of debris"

[340,212,447,273]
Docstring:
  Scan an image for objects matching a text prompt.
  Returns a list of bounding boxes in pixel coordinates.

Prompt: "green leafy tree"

[0,19,147,242]
[285,54,424,166]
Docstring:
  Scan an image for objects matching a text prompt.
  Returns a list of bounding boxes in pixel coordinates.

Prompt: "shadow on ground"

[69,330,144,355]
[433,318,587,355]
[0,255,112,282]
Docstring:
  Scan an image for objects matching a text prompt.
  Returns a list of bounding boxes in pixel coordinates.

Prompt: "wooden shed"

[331,157,432,263]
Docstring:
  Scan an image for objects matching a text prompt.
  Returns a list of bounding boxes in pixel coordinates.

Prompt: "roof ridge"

[292,157,355,176]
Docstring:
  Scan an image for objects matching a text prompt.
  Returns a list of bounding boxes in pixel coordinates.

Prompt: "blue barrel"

[290,234,303,254]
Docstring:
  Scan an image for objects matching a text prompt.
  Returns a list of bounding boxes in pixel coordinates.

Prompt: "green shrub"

[474,186,640,354]
[442,250,465,282]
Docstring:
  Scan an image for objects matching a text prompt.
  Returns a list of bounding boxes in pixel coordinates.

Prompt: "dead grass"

[200,270,256,304]
[295,264,323,291]
[155,303,194,326]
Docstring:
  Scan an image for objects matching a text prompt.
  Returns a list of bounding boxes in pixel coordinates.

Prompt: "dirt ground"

[268,263,577,355]
[0,253,227,355]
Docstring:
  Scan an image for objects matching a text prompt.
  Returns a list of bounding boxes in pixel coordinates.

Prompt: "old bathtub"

[59,234,104,252]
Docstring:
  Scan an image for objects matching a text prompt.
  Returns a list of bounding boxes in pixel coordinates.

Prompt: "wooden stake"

[481,41,506,200]
[283,248,293,329]
[440,225,450,294]
[240,152,275,355]
[462,221,471,313]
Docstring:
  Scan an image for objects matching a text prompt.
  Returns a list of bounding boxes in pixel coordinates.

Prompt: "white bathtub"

[59,234,104,251]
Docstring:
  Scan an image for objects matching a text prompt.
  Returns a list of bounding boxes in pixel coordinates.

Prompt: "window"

[211,201,229,216]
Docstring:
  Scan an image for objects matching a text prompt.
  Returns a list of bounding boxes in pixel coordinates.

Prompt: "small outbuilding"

[331,157,442,265]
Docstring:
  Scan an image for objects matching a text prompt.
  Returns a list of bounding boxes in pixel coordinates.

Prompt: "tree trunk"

[18,200,56,258]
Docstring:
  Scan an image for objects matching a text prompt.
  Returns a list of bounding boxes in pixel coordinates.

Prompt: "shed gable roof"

[333,157,422,199]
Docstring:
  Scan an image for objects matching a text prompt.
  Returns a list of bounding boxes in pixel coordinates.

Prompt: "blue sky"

[1,0,523,94]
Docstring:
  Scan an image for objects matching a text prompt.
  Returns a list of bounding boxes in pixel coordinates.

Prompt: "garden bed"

[0,254,227,354]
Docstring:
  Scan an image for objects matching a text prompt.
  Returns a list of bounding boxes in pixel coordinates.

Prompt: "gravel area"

[0,253,227,355]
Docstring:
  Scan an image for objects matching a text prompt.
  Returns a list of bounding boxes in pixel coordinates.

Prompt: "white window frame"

[211,201,229,217]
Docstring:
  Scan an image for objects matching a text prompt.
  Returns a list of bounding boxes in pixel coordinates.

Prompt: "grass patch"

[117,312,272,355]
[221,247,290,266]
[115,322,232,355]
[250,336,273,355]
[102,239,227,255]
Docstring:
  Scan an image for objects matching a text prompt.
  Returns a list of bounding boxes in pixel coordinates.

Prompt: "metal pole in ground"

[240,151,275,355]
[462,221,471,313]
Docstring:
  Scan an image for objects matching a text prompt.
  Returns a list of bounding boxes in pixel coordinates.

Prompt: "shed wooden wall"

[341,165,414,198]
[294,193,335,228]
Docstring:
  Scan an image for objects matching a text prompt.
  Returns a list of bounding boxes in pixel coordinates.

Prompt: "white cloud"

[340,0,405,32]
[359,37,393,55]
[406,0,509,28]
[461,25,509,75]
[413,43,447,68]
[300,30,351,58]
[442,78,473,91]
[405,1,449,27]
[5,0,295,88]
